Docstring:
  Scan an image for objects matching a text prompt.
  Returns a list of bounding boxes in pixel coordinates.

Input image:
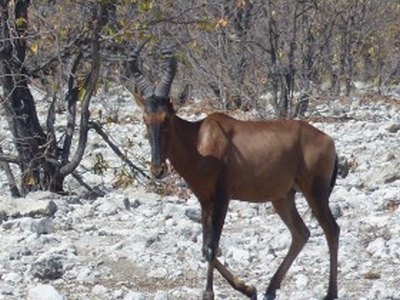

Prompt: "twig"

[59,3,106,177]
[88,121,150,184]
[0,146,21,197]
[0,152,19,164]
[71,171,105,197]
[62,52,82,165]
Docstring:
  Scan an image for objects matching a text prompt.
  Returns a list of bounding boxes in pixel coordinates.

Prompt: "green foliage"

[138,0,153,12]
[93,153,109,175]
[113,168,135,189]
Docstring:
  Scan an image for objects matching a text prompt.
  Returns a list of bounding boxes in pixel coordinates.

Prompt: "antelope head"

[130,44,177,179]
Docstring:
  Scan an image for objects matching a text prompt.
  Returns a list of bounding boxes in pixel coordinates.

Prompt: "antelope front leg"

[201,174,231,299]
[203,260,215,300]
[201,203,215,299]
[207,183,230,260]
[201,186,229,299]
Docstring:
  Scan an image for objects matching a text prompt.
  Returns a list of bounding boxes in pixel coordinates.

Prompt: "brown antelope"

[130,44,340,300]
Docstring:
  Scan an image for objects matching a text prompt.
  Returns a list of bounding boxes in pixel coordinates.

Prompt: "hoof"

[323,294,338,300]
[248,286,257,300]
[250,293,257,300]
[203,290,214,300]
[263,293,275,300]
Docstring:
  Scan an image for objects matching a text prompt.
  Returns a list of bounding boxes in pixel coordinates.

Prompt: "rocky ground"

[1,90,400,300]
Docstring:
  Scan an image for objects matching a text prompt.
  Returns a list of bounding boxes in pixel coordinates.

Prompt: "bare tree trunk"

[229,0,253,110]
[264,0,279,114]
[265,1,298,119]
[338,3,357,97]
[0,146,21,197]
[0,0,49,194]
[0,1,111,195]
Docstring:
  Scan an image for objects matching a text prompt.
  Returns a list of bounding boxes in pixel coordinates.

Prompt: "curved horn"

[154,46,177,99]
[129,39,153,98]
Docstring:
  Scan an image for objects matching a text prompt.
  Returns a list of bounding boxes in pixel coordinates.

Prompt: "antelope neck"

[166,115,202,177]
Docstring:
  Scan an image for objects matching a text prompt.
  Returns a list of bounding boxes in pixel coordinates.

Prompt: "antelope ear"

[172,83,191,108]
[178,83,191,104]
[132,91,145,110]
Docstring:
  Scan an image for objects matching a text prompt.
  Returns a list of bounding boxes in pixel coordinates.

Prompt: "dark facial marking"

[144,111,169,178]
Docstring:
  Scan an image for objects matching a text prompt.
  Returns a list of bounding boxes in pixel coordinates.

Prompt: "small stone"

[366,237,389,258]
[0,198,58,219]
[0,210,6,224]
[3,272,22,284]
[294,273,309,289]
[330,204,342,219]
[31,218,54,235]
[124,291,146,300]
[77,266,96,284]
[123,198,131,210]
[185,208,201,223]
[154,291,169,300]
[131,199,142,209]
[2,219,18,230]
[387,123,400,133]
[145,235,160,248]
[31,254,64,280]
[337,155,350,178]
[27,284,63,300]
[92,284,108,296]
[148,267,168,279]
[113,289,124,299]
[0,282,14,295]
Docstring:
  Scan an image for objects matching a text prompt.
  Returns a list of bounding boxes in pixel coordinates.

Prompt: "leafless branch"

[71,171,105,197]
[28,32,88,78]
[0,145,21,197]
[61,52,82,165]
[88,121,150,184]
[59,3,108,177]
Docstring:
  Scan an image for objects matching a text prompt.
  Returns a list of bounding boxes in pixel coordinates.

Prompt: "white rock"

[113,289,124,298]
[154,290,169,300]
[76,266,96,284]
[227,247,250,262]
[294,273,309,289]
[0,197,57,218]
[27,284,64,300]
[366,237,389,258]
[3,272,21,284]
[148,267,168,279]
[91,284,108,296]
[124,291,146,300]
[30,218,55,235]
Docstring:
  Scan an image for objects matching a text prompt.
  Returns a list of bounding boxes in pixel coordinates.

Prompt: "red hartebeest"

[130,45,340,300]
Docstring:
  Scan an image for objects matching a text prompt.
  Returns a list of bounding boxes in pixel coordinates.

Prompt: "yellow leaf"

[368,46,376,56]
[139,0,153,12]
[25,175,36,186]
[30,42,38,55]
[215,18,229,29]
[15,17,27,28]
[79,85,87,102]
[237,0,247,8]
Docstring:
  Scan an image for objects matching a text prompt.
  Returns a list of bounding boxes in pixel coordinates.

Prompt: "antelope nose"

[151,163,168,179]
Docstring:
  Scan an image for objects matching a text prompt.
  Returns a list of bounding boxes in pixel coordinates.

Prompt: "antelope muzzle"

[149,122,168,179]
[150,162,168,179]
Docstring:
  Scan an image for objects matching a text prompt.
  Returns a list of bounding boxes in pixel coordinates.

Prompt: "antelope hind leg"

[213,258,257,299]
